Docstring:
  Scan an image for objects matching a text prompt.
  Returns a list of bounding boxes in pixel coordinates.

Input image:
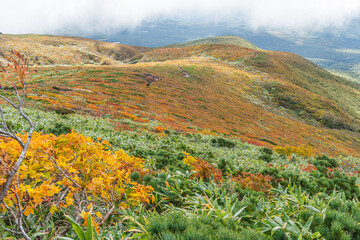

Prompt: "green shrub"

[210,137,236,148]
[145,211,270,240]
[55,108,75,115]
[130,172,141,182]
[261,147,273,155]
[46,122,72,136]
[259,154,272,163]
[217,158,234,175]
[312,155,339,171]
[135,149,185,170]
[144,174,153,184]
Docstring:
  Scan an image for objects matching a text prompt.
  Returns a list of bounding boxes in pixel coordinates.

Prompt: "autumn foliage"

[274,145,314,158]
[0,131,154,217]
[183,153,223,182]
[232,172,273,192]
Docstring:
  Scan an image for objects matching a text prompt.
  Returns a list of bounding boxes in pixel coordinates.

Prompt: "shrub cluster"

[145,211,271,240]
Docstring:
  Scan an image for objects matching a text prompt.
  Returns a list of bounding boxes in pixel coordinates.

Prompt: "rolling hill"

[164,36,261,50]
[0,34,148,66]
[83,18,360,83]
[1,35,359,157]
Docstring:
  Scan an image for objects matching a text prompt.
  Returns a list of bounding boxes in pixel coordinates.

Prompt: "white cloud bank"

[1,0,360,34]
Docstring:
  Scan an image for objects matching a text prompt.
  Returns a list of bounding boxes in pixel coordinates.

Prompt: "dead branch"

[0,50,34,240]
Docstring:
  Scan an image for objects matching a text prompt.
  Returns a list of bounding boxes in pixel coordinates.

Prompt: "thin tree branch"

[99,205,115,226]
[0,108,10,133]
[3,202,17,226]
[0,50,34,239]
[13,84,22,105]
[13,187,31,240]
[0,108,17,139]
[0,221,21,235]
[0,131,12,137]
[44,187,70,223]
[21,82,26,104]
[47,155,82,188]
[18,107,34,131]
[0,134,32,203]
[0,95,18,109]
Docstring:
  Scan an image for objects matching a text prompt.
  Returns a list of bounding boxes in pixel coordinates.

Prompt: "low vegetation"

[1,40,360,239]
[164,35,261,50]
[2,99,360,239]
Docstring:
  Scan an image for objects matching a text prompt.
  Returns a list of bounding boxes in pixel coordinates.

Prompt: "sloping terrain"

[1,35,359,157]
[3,35,360,240]
[164,35,261,50]
[139,44,360,128]
[0,34,148,66]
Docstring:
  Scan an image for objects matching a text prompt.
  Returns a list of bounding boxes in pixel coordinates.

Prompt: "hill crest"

[163,35,261,50]
[0,34,148,66]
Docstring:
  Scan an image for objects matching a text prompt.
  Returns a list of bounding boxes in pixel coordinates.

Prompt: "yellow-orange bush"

[154,126,165,133]
[232,172,273,192]
[183,153,223,182]
[0,131,153,216]
[274,145,314,158]
[183,152,198,166]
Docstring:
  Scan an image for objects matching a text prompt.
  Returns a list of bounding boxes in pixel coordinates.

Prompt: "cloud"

[1,0,360,34]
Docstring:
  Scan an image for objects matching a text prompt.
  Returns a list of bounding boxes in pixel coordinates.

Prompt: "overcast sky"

[2,0,360,34]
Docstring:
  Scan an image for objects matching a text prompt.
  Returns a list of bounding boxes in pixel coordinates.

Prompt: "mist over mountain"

[61,17,360,82]
[2,1,360,80]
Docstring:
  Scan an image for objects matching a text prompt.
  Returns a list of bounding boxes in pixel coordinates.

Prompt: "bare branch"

[13,187,31,240]
[0,221,21,235]
[0,50,34,203]
[0,129,33,203]
[0,50,34,239]
[0,128,24,147]
[0,131,12,137]
[3,202,17,226]
[13,84,22,105]
[47,155,82,189]
[0,108,17,138]
[100,205,115,226]
[0,108,9,132]
[21,81,26,104]
[18,107,34,131]
[0,95,18,109]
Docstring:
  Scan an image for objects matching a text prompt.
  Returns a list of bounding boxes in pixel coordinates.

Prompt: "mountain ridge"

[0,34,149,66]
[163,35,261,50]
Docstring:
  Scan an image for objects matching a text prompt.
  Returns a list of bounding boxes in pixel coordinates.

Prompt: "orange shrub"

[0,131,153,216]
[121,111,138,121]
[299,164,317,172]
[232,172,273,192]
[183,153,222,182]
[155,126,165,133]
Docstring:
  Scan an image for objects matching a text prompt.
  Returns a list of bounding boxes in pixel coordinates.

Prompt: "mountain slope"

[1,35,359,157]
[164,36,261,50]
[0,34,148,66]
[139,44,360,128]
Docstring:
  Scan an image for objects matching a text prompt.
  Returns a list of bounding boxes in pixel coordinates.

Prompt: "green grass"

[3,103,360,239]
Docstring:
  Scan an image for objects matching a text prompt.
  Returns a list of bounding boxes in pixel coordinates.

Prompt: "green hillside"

[164,35,261,50]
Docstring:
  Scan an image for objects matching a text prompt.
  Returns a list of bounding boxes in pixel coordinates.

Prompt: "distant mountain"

[2,34,359,156]
[164,36,261,50]
[71,18,360,82]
